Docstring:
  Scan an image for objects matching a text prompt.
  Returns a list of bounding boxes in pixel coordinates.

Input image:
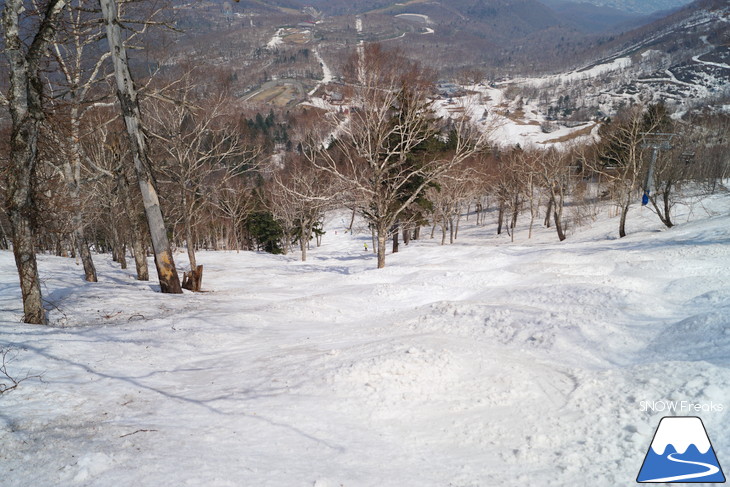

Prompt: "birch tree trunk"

[3,0,69,324]
[50,0,114,282]
[376,228,387,269]
[99,0,181,293]
[184,219,196,269]
[299,235,307,261]
[63,123,97,281]
[182,193,197,269]
[115,164,150,280]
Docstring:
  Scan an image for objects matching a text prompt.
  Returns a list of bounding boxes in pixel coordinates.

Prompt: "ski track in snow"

[1,192,730,486]
[692,52,730,70]
[307,48,333,97]
[267,28,283,49]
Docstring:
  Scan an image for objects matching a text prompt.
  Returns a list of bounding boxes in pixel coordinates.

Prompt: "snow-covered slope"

[540,0,695,15]
[1,191,729,486]
[499,2,729,122]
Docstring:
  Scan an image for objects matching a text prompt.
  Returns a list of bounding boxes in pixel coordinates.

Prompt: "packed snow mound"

[646,309,730,364]
[327,346,462,406]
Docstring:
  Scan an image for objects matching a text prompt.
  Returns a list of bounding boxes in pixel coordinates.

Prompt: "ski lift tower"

[223,1,233,23]
[640,132,675,206]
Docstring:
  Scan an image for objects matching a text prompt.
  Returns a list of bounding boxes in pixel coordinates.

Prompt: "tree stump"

[182,265,203,292]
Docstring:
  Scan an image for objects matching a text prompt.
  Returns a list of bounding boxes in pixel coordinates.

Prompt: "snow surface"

[307,48,334,97]
[267,29,284,49]
[2,191,730,486]
[510,57,633,88]
[433,86,599,150]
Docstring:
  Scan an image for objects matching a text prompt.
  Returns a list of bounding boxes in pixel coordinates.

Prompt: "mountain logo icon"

[637,416,726,483]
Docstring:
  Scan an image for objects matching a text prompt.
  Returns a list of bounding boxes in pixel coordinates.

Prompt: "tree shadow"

[4,338,346,453]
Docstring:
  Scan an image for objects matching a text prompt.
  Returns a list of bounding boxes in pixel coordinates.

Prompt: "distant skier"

[364,243,368,252]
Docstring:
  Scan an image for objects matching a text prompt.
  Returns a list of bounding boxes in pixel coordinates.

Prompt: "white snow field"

[1,192,729,487]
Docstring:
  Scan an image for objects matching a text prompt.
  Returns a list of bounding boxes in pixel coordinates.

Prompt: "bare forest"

[1,0,729,325]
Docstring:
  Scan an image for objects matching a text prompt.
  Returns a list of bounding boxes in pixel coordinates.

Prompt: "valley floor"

[1,193,729,486]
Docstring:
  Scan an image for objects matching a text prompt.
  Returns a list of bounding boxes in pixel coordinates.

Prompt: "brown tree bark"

[391,223,399,253]
[650,180,675,228]
[619,201,630,238]
[497,199,505,235]
[182,265,203,292]
[3,0,69,324]
[552,196,566,242]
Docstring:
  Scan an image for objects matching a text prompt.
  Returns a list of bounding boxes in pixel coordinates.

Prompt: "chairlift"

[640,132,676,205]
[681,151,695,165]
[640,132,675,150]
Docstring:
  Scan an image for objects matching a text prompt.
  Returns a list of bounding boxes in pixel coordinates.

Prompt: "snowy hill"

[1,188,729,486]
[494,0,729,125]
[540,0,695,15]
[592,0,730,114]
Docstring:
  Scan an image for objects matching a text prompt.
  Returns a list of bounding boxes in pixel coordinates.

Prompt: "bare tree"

[99,0,181,293]
[81,112,151,280]
[500,149,530,242]
[3,0,69,324]
[515,150,540,240]
[146,83,251,273]
[306,44,482,268]
[427,164,477,245]
[535,148,574,242]
[269,156,339,261]
[590,105,661,238]
[687,113,730,193]
[213,178,256,252]
[47,0,112,282]
[646,136,689,229]
[483,151,513,237]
